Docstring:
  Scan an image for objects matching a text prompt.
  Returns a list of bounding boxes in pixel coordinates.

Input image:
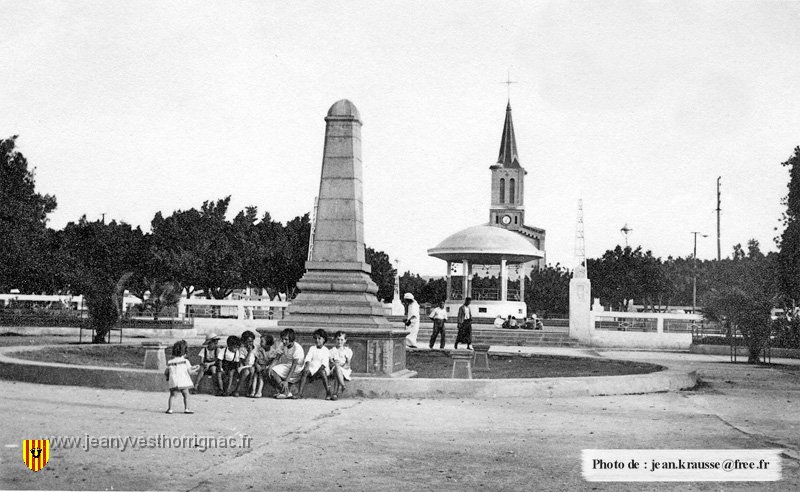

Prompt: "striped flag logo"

[22,439,50,472]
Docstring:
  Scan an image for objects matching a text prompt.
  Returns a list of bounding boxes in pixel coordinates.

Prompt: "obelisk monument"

[278,100,412,377]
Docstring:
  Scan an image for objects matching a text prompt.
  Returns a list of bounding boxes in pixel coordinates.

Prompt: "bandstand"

[427,224,543,319]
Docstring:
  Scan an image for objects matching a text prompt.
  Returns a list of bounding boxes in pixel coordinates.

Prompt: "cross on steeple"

[501,69,517,101]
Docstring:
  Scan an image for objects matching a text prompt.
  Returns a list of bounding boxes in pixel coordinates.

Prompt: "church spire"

[497,102,520,167]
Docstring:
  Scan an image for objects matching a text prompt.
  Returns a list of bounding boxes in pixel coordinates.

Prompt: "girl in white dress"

[165,340,199,414]
[329,331,353,400]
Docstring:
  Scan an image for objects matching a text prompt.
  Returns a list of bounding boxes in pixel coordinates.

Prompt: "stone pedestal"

[472,343,491,372]
[142,342,168,371]
[569,277,592,343]
[450,349,474,379]
[277,100,412,378]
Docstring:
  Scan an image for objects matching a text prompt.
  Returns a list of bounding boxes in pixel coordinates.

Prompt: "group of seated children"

[189,328,352,401]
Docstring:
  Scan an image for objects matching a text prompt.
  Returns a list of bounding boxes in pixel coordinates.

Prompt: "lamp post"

[691,232,708,313]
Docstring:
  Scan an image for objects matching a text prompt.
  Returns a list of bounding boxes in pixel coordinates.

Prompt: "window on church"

[499,178,505,203]
[495,215,499,224]
[514,216,518,224]
[510,179,515,202]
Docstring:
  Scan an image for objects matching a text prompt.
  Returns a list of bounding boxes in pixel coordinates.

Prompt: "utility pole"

[691,231,708,313]
[716,177,721,261]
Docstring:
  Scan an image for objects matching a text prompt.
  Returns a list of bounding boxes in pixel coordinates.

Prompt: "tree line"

[0,136,396,341]
[3,135,800,359]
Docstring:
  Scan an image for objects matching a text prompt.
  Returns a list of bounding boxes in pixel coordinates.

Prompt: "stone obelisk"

[277,100,412,377]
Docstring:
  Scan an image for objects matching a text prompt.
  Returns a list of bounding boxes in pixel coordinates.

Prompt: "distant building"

[428,101,545,318]
[488,102,546,266]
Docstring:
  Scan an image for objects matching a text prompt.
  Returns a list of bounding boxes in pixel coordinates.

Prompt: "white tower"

[569,200,592,342]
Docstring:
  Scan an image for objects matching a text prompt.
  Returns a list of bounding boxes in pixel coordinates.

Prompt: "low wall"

[0,345,697,398]
[0,325,198,339]
[589,331,692,350]
[690,344,800,359]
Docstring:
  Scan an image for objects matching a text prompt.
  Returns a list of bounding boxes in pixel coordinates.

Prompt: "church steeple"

[497,102,520,168]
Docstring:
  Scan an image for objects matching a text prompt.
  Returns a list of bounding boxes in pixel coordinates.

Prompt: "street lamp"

[691,232,708,313]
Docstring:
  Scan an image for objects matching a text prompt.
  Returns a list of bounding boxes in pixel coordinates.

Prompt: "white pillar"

[500,259,508,302]
[446,261,452,301]
[569,277,592,343]
[462,260,469,299]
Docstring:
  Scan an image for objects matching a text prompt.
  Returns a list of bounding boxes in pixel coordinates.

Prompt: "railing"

[448,288,521,301]
[592,310,702,334]
[178,298,290,320]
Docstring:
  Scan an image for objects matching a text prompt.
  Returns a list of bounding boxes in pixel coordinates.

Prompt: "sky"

[2,1,800,276]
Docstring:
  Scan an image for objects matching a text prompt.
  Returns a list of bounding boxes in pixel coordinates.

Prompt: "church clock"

[501,215,512,225]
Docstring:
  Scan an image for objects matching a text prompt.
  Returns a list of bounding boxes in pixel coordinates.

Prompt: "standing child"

[193,334,222,394]
[218,335,242,396]
[329,331,353,401]
[269,328,304,399]
[165,340,198,414]
[296,328,332,400]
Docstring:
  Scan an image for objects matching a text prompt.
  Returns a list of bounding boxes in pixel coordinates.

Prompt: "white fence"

[587,310,701,349]
[177,298,290,320]
[0,294,83,309]
[1,294,290,320]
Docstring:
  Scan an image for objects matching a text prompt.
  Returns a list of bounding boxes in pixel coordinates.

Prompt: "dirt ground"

[0,344,798,491]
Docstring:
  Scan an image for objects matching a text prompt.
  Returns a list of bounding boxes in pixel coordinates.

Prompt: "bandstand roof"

[427,224,544,264]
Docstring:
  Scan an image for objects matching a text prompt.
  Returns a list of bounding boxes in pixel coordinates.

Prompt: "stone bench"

[472,344,491,372]
[450,349,474,379]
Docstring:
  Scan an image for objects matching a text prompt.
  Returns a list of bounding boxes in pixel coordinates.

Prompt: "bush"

[772,317,800,349]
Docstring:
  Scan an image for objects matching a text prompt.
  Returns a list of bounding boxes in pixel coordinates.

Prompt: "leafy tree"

[365,247,396,302]
[776,147,800,305]
[525,264,571,317]
[60,218,144,342]
[702,241,776,363]
[277,214,310,298]
[150,197,243,300]
[399,272,427,301]
[419,278,447,305]
[150,208,205,298]
[0,136,58,293]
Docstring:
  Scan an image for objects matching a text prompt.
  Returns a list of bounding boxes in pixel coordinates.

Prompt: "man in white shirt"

[402,293,420,349]
[428,301,448,349]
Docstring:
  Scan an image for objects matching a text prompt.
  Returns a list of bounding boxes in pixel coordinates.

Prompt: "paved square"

[1,350,798,490]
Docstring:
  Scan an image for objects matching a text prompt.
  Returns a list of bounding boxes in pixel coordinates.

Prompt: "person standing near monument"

[455,297,473,350]
[402,293,420,349]
[428,301,447,349]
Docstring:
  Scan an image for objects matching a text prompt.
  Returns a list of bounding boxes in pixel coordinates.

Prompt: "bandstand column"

[446,261,452,301]
[462,260,469,300]
[500,259,508,302]
[519,261,527,303]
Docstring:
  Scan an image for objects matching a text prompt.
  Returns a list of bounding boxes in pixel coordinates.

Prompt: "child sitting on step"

[269,329,304,399]
[296,328,332,400]
[218,335,242,396]
[329,331,353,401]
[193,334,222,394]
[248,334,279,398]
